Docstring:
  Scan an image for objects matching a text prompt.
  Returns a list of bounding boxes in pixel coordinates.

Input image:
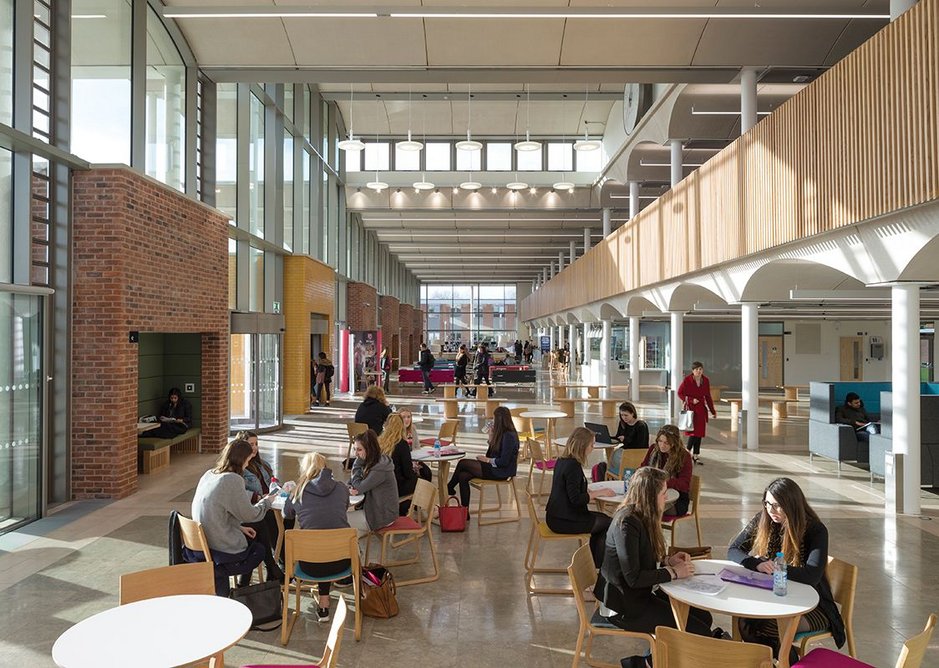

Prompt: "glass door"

[0,292,43,533]
[257,333,280,429]
[230,333,255,430]
[229,331,282,432]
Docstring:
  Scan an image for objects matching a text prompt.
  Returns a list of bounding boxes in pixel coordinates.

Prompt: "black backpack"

[324,364,334,380]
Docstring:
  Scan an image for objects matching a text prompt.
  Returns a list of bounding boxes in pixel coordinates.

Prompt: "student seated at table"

[728,477,846,660]
[237,430,281,578]
[349,430,399,534]
[190,439,281,595]
[354,386,393,435]
[595,467,715,667]
[545,427,616,567]
[379,414,420,516]
[608,401,651,477]
[145,387,192,438]
[640,425,692,516]
[282,452,350,624]
[398,408,432,482]
[446,406,519,510]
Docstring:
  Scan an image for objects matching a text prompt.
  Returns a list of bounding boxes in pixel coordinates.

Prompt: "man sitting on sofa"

[835,392,879,444]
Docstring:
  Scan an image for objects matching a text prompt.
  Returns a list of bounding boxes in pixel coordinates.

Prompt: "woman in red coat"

[676,361,716,464]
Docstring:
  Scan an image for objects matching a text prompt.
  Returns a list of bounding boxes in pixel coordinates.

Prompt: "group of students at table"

[545,414,845,666]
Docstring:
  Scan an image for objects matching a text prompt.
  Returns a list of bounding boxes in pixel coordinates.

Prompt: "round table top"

[553,436,617,450]
[52,594,251,668]
[659,559,820,619]
[520,410,568,420]
[588,481,678,505]
[411,448,467,462]
[273,491,364,509]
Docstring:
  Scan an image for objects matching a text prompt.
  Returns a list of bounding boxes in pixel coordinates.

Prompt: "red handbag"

[438,496,467,532]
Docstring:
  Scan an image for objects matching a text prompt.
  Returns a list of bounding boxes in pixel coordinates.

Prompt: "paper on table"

[669,574,727,596]
[718,566,774,590]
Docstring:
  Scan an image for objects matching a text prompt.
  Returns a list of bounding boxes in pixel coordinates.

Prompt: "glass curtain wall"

[0,0,12,126]
[249,93,265,237]
[0,148,10,283]
[145,7,185,191]
[216,84,237,221]
[421,284,518,347]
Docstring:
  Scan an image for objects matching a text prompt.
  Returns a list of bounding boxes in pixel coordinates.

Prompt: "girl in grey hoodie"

[283,452,351,623]
[349,430,399,532]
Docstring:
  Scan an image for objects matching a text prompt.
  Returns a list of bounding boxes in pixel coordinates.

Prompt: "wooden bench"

[138,427,202,474]
[556,397,619,418]
[438,397,501,419]
[722,398,788,422]
[778,385,809,401]
[442,384,490,399]
[552,384,601,399]
[709,385,728,404]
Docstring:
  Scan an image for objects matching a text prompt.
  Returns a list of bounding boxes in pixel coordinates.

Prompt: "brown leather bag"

[668,545,712,560]
[359,565,399,618]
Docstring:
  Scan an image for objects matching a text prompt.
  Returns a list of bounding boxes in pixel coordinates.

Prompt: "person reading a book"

[146,387,192,438]
[834,392,879,443]
[595,467,716,667]
[728,477,845,661]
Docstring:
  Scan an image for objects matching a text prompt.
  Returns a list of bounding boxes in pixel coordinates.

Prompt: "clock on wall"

[623,83,654,135]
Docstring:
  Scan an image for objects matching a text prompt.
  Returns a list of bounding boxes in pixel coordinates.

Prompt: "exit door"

[758,335,784,389]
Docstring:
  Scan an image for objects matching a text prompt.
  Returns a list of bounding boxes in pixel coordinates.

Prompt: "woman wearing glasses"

[728,477,845,660]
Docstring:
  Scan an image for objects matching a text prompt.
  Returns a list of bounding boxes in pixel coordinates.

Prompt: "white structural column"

[569,240,576,264]
[549,261,555,279]
[600,320,612,389]
[602,207,612,237]
[629,181,640,220]
[670,311,684,418]
[670,140,683,188]
[740,67,758,133]
[568,323,577,379]
[891,284,921,514]
[741,302,760,450]
[558,250,565,273]
[542,267,548,283]
[584,227,591,254]
[549,326,556,354]
[629,315,641,402]
[582,323,590,375]
[891,0,917,20]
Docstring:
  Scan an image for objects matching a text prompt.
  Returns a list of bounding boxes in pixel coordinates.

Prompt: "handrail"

[522,0,938,320]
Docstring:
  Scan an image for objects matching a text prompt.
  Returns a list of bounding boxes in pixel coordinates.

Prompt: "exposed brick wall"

[283,256,336,414]
[346,281,377,331]
[398,303,415,365]
[379,295,400,368]
[71,168,229,499]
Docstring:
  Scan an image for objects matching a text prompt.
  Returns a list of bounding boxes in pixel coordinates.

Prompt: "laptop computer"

[584,421,614,444]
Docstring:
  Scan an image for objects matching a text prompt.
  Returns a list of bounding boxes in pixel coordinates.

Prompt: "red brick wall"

[379,295,400,367]
[71,168,230,499]
[347,281,377,331]
[399,303,415,365]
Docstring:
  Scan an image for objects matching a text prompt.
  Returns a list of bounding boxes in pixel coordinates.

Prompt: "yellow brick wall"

[284,256,336,414]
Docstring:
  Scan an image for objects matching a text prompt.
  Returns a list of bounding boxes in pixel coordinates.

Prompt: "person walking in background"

[676,361,716,464]
[514,339,523,363]
[418,343,436,394]
[454,344,471,397]
[469,343,492,397]
[380,346,392,392]
[312,351,334,407]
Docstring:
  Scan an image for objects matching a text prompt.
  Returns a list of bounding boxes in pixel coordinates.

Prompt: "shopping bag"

[438,495,467,532]
[678,409,695,432]
[230,580,283,630]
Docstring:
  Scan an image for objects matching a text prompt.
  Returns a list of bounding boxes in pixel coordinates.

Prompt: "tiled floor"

[2,376,938,667]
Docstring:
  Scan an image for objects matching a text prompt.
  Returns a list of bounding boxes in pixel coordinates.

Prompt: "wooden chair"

[654,626,773,668]
[243,597,348,668]
[794,613,935,668]
[606,448,646,481]
[437,419,459,446]
[282,527,362,646]
[119,562,215,605]
[896,613,937,668]
[178,514,211,555]
[567,544,655,668]
[470,476,520,526]
[524,493,588,596]
[795,556,858,658]
[346,421,368,459]
[661,474,702,548]
[525,438,557,498]
[364,479,439,587]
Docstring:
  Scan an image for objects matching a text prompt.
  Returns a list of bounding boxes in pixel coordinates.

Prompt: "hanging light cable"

[396,86,423,152]
[553,132,575,191]
[514,84,541,152]
[455,84,482,152]
[413,94,434,191]
[366,96,388,191]
[574,84,602,152]
[338,83,366,152]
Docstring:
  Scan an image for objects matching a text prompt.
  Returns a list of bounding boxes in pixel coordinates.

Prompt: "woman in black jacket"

[728,477,845,658]
[354,385,392,435]
[454,344,470,396]
[378,413,418,515]
[447,406,519,509]
[545,427,615,566]
[595,467,714,660]
[609,401,651,478]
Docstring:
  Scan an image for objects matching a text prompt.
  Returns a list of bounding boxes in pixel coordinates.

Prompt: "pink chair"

[792,648,874,668]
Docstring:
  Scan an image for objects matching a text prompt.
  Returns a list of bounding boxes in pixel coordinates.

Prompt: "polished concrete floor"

[2,372,938,667]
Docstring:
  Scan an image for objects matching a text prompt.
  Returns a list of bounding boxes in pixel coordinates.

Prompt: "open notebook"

[719,566,774,590]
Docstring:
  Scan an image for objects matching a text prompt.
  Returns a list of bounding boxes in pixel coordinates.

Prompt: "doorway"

[758,335,784,389]
[839,336,864,381]
[921,330,934,382]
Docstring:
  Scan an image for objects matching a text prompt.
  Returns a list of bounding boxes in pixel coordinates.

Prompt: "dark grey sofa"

[869,392,939,486]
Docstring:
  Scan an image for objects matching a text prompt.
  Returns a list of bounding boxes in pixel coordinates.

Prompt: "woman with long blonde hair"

[545,427,615,566]
[728,478,845,657]
[281,451,350,624]
[379,414,418,515]
[399,408,432,485]
[641,425,692,515]
[596,467,714,665]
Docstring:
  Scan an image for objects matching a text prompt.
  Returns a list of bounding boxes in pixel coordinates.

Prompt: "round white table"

[272,491,364,510]
[52,594,251,668]
[587,480,679,506]
[553,436,617,450]
[520,409,568,459]
[659,559,820,668]
[412,447,467,509]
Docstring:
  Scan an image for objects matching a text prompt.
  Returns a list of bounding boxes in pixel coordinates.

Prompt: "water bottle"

[433,438,441,457]
[773,551,788,596]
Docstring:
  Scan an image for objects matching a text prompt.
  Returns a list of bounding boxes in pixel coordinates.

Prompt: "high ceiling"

[164,1,890,283]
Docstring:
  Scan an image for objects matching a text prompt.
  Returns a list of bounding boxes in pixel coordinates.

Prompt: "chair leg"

[524,523,537,571]
[694,514,703,547]
[571,624,586,668]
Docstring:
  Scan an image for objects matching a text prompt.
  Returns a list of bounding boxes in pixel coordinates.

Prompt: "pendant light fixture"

[366,97,388,191]
[573,84,602,152]
[507,174,528,191]
[460,171,482,191]
[514,84,541,152]
[553,133,575,192]
[455,84,482,152]
[396,87,423,152]
[412,95,435,191]
[338,83,366,152]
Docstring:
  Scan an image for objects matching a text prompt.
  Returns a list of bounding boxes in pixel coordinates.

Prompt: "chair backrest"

[177,514,211,555]
[511,416,527,435]
[284,527,360,576]
[825,556,857,632]
[347,421,368,442]
[527,438,546,463]
[525,492,540,524]
[654,626,773,668]
[689,474,701,513]
[438,419,459,443]
[119,562,216,605]
[568,544,598,626]
[320,596,348,668]
[608,448,646,480]
[895,613,937,668]
[407,478,438,526]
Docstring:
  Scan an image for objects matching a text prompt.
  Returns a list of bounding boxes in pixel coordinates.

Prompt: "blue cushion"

[293,565,352,582]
